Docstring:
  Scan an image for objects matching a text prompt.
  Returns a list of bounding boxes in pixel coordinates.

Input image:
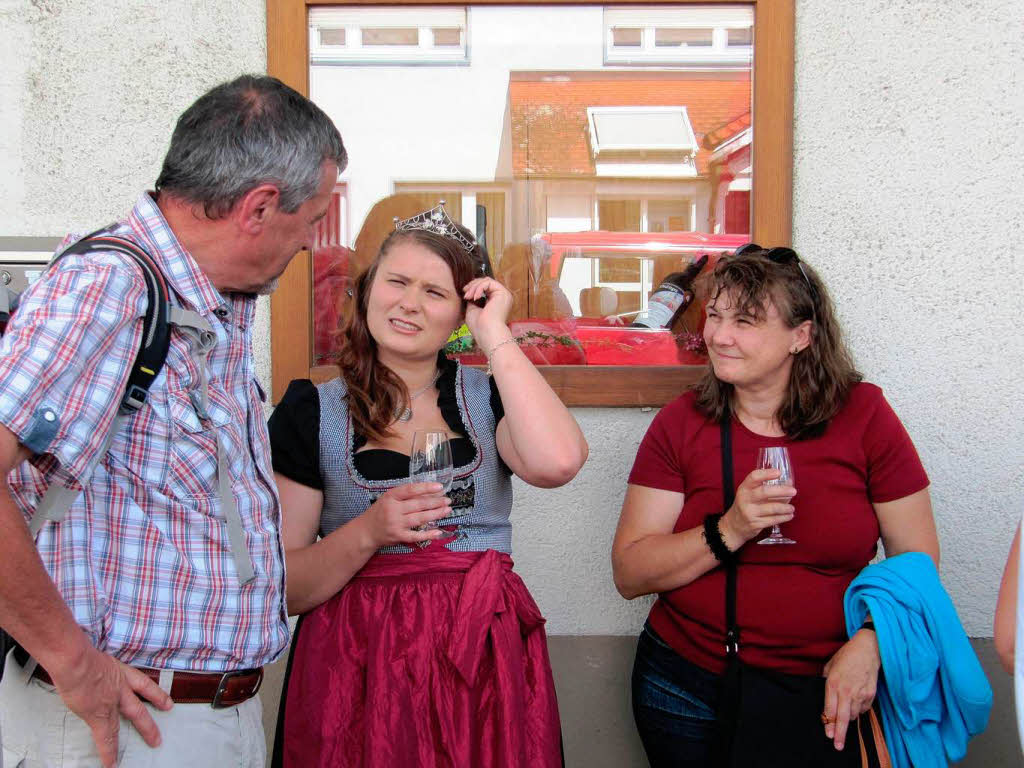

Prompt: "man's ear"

[233,184,281,236]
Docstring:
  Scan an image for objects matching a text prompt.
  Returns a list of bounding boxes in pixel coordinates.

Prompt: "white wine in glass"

[756,446,796,545]
[409,430,453,537]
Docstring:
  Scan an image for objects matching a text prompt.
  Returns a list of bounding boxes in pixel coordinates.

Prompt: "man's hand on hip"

[50,644,173,768]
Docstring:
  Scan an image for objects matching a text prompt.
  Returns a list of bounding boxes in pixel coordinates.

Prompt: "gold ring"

[821,714,834,725]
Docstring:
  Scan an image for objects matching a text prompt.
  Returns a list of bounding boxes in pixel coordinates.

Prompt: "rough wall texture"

[2,0,1022,638]
[789,0,1024,635]
[513,408,658,635]
[0,0,274,387]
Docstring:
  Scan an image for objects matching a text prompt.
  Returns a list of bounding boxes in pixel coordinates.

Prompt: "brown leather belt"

[19,649,262,709]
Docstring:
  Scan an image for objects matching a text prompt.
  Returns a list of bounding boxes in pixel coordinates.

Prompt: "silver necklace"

[394,369,441,423]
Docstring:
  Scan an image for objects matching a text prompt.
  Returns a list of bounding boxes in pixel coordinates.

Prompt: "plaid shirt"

[0,194,289,672]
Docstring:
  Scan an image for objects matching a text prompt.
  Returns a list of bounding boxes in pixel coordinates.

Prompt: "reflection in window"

[588,107,699,178]
[598,257,641,283]
[319,28,346,46]
[432,27,462,46]
[401,192,462,224]
[309,7,468,64]
[611,27,642,47]
[598,200,641,232]
[392,186,508,261]
[648,199,691,232]
[604,6,752,67]
[728,27,752,46]
[362,27,419,46]
[475,192,505,254]
[588,107,697,152]
[310,3,753,367]
[655,28,713,47]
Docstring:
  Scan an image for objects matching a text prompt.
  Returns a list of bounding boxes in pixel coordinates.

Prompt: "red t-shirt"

[628,382,929,676]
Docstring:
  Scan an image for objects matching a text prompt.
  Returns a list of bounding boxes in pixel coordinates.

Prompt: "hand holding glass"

[756,446,796,545]
[409,431,453,538]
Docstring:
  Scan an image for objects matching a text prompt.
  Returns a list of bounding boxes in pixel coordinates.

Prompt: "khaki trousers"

[0,650,265,768]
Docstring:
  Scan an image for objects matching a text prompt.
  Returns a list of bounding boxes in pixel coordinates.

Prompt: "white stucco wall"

[0,0,274,380]
[789,0,1024,634]
[1,0,1021,637]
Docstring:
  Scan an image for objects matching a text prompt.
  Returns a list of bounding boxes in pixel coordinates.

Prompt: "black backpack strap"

[24,232,173,536]
[57,233,171,413]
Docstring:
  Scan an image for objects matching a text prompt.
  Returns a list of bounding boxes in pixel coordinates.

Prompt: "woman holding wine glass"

[267,204,588,768]
[611,244,940,767]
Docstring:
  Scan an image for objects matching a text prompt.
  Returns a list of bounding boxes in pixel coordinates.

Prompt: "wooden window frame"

[267,0,794,406]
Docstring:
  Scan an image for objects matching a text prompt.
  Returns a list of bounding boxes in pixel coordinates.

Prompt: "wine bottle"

[630,253,709,329]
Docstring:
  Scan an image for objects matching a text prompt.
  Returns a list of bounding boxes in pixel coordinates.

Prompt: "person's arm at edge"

[994,522,1020,675]
[0,424,171,768]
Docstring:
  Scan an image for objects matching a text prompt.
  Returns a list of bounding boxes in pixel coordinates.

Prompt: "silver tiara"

[393,201,476,253]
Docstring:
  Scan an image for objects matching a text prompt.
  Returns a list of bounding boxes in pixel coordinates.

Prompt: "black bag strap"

[720,413,739,658]
[712,410,741,767]
[53,231,171,413]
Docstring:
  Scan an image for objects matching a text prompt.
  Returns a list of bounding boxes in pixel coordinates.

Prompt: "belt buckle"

[212,667,263,709]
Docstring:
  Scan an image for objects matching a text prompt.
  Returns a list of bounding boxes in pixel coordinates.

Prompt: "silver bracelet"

[485,337,516,376]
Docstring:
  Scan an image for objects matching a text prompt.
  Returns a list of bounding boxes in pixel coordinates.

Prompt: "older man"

[0,75,345,768]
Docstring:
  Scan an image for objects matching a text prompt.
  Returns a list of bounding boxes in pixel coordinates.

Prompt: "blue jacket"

[845,553,992,768]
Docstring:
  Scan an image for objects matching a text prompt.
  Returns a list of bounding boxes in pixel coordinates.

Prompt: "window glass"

[728,26,752,46]
[598,200,642,232]
[362,27,418,46]
[655,27,713,47]
[432,27,462,46]
[310,7,468,63]
[648,199,691,232]
[309,4,753,367]
[604,6,753,66]
[319,28,346,46]
[611,27,642,47]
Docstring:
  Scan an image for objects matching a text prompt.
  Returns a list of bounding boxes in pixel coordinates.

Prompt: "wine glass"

[409,431,453,537]
[756,446,796,545]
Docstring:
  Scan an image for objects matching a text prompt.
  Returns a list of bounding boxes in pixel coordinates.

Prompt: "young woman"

[269,206,588,767]
[612,245,940,767]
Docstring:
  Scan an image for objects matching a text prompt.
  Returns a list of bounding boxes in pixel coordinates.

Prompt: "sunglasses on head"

[734,242,815,298]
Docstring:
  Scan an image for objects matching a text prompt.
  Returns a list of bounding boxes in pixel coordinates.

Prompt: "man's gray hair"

[155,75,347,219]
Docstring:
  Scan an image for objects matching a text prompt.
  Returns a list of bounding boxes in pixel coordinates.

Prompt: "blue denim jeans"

[631,624,721,768]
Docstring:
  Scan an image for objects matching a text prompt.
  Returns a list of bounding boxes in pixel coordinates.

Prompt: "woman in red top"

[612,245,940,767]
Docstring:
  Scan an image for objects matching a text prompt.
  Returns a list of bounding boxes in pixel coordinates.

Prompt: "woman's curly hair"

[694,248,862,439]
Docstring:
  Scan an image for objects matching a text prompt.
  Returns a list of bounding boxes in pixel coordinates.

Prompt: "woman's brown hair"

[335,225,485,442]
[694,248,862,439]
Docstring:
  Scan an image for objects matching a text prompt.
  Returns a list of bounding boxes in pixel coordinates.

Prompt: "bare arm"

[876,487,940,566]
[611,470,795,599]
[279,473,451,615]
[611,484,716,599]
[994,523,1020,675]
[0,424,171,767]
[463,277,588,488]
[0,427,87,675]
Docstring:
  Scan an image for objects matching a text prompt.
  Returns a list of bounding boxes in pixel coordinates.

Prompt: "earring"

[790,345,800,354]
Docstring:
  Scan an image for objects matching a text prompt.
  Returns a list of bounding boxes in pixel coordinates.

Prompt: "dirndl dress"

[278,545,561,768]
